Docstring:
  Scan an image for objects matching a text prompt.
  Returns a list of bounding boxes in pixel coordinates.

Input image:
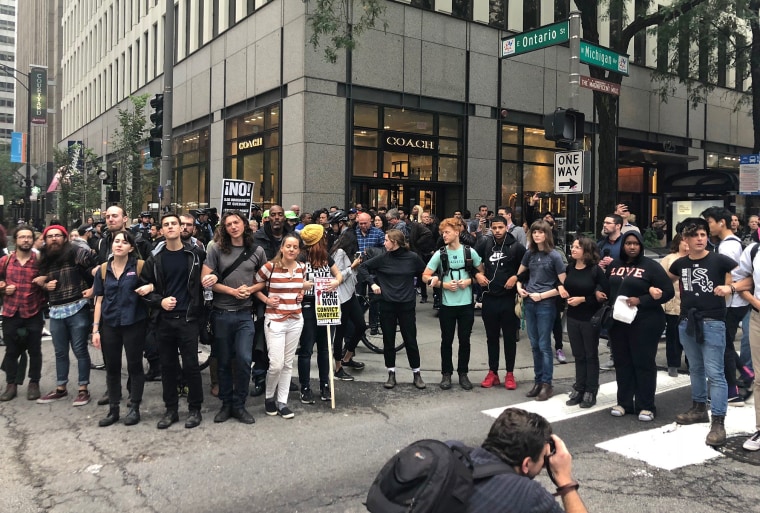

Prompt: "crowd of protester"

[2,200,760,454]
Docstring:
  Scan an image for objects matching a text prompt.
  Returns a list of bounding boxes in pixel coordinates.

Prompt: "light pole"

[0,64,32,222]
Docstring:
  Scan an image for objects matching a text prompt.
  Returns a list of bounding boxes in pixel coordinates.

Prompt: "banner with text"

[10,132,24,163]
[220,179,255,214]
[315,277,341,326]
[30,66,48,125]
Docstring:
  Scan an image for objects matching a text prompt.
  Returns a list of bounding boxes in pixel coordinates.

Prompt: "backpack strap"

[100,262,107,281]
[471,461,516,480]
[438,246,450,276]
[751,243,759,273]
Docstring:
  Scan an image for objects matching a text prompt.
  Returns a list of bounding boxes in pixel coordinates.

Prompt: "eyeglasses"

[45,234,64,239]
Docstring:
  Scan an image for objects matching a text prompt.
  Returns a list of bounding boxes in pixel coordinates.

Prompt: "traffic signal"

[149,93,163,158]
[150,94,163,138]
[544,108,584,147]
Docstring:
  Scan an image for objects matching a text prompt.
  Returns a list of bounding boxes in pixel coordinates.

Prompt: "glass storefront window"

[225,103,281,208]
[351,103,463,217]
[502,125,519,144]
[354,129,378,147]
[172,128,210,213]
[383,107,434,135]
[524,128,556,148]
[439,116,461,138]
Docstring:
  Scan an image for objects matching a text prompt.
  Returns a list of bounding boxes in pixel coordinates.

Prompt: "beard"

[180,231,192,241]
[45,241,66,256]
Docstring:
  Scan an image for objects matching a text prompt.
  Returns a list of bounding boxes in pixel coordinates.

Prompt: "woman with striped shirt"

[253,234,308,419]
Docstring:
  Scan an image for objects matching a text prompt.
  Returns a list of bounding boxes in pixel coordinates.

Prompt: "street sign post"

[554,150,587,194]
[501,21,569,58]
[580,41,629,76]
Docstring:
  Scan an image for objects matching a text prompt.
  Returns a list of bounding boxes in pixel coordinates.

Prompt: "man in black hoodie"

[475,216,526,390]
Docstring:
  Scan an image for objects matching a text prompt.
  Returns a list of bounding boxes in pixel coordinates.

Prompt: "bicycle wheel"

[359,295,405,354]
[198,343,212,371]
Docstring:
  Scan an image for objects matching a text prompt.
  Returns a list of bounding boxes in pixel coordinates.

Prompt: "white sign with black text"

[554,150,584,194]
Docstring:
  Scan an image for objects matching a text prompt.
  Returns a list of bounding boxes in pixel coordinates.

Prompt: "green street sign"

[501,21,569,58]
[579,41,629,76]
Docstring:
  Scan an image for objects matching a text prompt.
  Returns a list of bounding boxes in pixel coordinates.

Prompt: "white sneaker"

[42,328,51,336]
[743,431,760,451]
[600,358,615,370]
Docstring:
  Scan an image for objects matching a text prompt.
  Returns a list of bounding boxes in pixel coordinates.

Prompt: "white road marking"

[481,372,757,470]
[482,372,691,423]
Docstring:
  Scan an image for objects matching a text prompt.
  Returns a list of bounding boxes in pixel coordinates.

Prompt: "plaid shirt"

[39,245,97,306]
[0,252,46,319]
[355,226,385,253]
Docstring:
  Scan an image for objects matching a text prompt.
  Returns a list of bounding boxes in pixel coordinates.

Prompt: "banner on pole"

[10,132,23,162]
[30,66,48,125]
[315,277,341,326]
[221,178,255,213]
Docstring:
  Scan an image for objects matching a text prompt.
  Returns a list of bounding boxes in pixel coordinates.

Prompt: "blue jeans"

[524,298,556,385]
[49,307,91,387]
[213,309,255,409]
[679,319,728,416]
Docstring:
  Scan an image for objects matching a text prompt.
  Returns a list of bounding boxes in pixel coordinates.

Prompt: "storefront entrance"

[350,103,463,220]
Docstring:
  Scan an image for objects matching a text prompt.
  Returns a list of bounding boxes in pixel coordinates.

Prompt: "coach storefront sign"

[30,66,48,125]
[383,132,438,155]
[237,136,264,154]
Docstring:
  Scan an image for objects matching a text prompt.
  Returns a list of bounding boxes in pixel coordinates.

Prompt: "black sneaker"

[265,399,277,416]
[334,367,355,381]
[300,388,315,404]
[277,405,295,419]
[342,358,365,370]
[320,384,331,402]
[369,327,380,336]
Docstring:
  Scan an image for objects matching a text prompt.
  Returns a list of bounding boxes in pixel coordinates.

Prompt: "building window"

[172,128,211,214]
[500,124,563,223]
[452,0,470,19]
[523,0,540,31]
[225,104,281,208]
[410,0,434,9]
[488,0,506,29]
[351,103,463,216]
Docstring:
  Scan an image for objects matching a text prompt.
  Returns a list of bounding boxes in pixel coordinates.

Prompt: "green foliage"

[0,147,24,224]
[53,144,102,228]
[643,228,661,248]
[306,0,388,63]
[112,94,157,217]
[650,0,753,109]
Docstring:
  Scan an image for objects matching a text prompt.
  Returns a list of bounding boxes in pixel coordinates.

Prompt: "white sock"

[387,367,395,373]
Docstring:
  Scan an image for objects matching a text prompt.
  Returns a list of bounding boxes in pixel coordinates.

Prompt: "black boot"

[124,403,140,426]
[98,406,120,427]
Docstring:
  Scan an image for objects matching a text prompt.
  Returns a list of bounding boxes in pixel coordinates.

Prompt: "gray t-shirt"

[520,249,565,294]
[206,244,267,310]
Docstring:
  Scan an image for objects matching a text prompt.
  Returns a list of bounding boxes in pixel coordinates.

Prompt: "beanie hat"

[300,224,324,246]
[43,225,68,239]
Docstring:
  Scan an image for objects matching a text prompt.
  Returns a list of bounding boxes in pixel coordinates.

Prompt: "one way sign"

[554,150,585,194]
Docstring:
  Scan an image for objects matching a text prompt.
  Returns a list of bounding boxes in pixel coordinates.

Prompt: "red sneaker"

[505,372,517,390]
[480,370,500,388]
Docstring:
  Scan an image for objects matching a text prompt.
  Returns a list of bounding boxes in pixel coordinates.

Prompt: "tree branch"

[620,0,709,50]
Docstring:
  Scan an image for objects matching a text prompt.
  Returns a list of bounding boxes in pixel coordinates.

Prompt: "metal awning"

[618,147,699,166]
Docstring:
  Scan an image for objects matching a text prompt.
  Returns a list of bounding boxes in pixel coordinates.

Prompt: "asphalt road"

[1,303,759,513]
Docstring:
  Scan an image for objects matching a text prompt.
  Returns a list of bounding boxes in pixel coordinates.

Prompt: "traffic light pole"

[160,0,175,213]
[566,12,581,247]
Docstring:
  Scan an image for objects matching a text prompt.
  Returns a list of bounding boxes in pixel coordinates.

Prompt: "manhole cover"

[715,435,760,466]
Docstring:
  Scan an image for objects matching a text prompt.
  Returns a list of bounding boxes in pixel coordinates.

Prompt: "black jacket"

[140,241,206,322]
[605,231,674,316]
[359,247,425,303]
[474,232,525,297]
[253,222,294,260]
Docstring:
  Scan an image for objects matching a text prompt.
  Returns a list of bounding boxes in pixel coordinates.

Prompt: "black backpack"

[438,245,475,277]
[366,440,513,513]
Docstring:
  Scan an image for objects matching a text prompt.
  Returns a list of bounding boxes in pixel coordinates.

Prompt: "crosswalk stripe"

[481,372,692,423]
[481,372,757,470]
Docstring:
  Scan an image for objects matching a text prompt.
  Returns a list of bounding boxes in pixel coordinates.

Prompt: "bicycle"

[356,294,405,354]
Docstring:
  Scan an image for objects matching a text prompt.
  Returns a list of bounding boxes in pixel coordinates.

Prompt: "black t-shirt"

[563,263,607,321]
[669,252,737,319]
[162,248,190,312]
[299,255,336,303]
